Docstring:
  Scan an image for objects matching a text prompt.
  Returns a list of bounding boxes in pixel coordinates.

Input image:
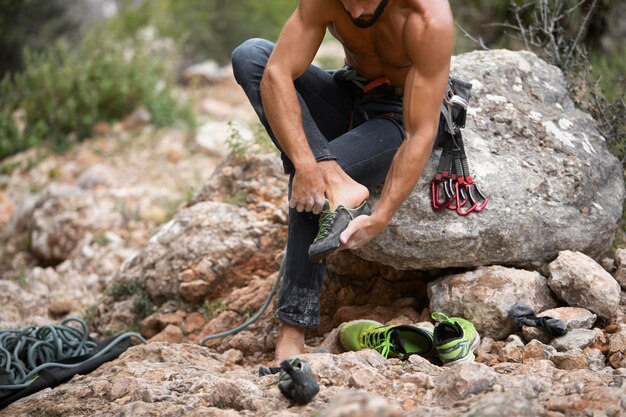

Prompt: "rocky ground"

[1,45,625,416]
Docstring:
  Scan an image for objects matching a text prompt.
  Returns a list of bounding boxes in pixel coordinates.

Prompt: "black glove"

[508,302,567,338]
[277,359,320,405]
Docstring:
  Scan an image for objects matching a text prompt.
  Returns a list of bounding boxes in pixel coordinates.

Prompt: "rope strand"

[0,318,146,390]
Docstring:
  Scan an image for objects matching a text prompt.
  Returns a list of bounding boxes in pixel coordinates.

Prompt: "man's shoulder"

[298,0,342,24]
[401,0,453,40]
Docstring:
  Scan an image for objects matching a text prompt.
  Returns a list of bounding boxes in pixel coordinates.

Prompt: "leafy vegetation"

[0,29,190,160]
[202,298,226,321]
[107,0,297,64]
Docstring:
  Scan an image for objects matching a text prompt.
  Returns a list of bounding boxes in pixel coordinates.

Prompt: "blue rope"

[0,317,146,390]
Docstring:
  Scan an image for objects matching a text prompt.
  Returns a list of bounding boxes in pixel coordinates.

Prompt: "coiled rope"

[0,317,146,390]
[1,254,285,391]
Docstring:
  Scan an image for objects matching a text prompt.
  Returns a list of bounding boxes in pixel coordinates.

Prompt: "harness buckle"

[362,77,392,94]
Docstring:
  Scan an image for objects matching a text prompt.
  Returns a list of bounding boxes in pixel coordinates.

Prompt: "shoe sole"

[308,231,342,262]
[308,203,371,262]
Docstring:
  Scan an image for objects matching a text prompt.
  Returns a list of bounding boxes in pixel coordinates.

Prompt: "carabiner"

[448,179,467,210]
[468,183,488,212]
[456,182,477,215]
[431,179,454,211]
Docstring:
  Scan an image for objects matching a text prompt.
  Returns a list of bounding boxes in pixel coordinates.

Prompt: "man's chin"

[351,17,377,28]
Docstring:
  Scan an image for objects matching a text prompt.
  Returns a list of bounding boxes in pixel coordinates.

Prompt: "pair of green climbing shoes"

[339,312,480,366]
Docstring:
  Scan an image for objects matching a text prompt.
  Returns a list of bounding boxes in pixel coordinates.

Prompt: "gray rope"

[199,253,285,345]
[0,317,146,390]
[0,254,284,390]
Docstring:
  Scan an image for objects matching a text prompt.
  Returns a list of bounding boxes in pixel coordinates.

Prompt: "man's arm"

[340,6,454,248]
[261,0,328,213]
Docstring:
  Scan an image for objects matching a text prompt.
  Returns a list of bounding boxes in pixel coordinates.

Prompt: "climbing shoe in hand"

[308,200,371,262]
[432,312,480,366]
[277,358,319,405]
[339,320,435,360]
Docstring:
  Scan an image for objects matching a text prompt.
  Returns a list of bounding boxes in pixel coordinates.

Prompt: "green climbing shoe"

[338,319,435,360]
[432,312,480,366]
[308,200,371,262]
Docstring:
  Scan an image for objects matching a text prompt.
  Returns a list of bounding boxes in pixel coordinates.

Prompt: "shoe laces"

[313,208,337,243]
[431,311,451,323]
[360,326,395,358]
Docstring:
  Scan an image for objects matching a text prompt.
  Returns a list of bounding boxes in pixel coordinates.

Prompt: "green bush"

[0,29,190,160]
[0,0,80,77]
[107,0,297,64]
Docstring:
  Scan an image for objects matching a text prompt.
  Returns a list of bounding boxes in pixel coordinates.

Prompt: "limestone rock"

[104,201,284,306]
[356,50,624,270]
[428,265,557,339]
[187,147,287,210]
[614,248,626,290]
[499,335,525,363]
[549,329,598,352]
[1,339,624,417]
[608,324,626,369]
[182,60,231,85]
[462,391,536,417]
[13,184,125,265]
[316,391,405,417]
[150,324,184,343]
[548,251,621,320]
[194,120,252,158]
[434,362,499,402]
[523,339,557,363]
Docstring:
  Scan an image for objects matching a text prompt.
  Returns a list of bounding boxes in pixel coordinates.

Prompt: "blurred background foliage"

[0,0,623,161]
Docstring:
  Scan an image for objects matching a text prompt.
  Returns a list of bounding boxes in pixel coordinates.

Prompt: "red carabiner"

[431,173,455,211]
[468,183,488,212]
[455,180,477,215]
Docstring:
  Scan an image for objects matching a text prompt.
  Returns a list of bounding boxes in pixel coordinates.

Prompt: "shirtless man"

[231,0,454,367]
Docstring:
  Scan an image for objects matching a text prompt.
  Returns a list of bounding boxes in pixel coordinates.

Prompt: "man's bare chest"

[328,21,411,84]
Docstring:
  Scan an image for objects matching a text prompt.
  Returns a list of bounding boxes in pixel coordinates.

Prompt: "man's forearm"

[374,134,435,224]
[260,68,316,170]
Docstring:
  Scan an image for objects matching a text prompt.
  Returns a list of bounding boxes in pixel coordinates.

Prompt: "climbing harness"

[334,67,488,215]
[333,66,403,129]
[0,317,146,409]
[431,78,488,215]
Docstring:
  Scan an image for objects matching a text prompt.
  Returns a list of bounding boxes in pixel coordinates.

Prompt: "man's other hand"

[289,165,326,214]
[338,214,386,250]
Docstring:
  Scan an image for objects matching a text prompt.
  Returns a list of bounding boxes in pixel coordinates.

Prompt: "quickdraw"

[430,78,488,216]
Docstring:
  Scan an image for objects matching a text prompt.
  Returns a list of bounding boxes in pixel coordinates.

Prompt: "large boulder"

[548,251,621,320]
[428,265,558,339]
[357,49,624,270]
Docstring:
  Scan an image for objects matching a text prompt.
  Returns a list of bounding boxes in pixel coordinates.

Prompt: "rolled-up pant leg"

[231,38,405,328]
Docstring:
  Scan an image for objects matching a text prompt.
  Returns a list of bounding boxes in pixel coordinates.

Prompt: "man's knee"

[231,38,274,83]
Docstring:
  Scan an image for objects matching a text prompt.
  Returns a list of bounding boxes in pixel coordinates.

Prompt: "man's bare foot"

[318,160,369,210]
[274,323,305,367]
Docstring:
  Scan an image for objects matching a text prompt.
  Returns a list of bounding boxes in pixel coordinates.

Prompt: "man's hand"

[338,214,387,250]
[290,164,326,214]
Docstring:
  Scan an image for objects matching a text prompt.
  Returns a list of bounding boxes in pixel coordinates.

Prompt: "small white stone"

[529,111,543,122]
[486,94,507,104]
[558,118,573,130]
